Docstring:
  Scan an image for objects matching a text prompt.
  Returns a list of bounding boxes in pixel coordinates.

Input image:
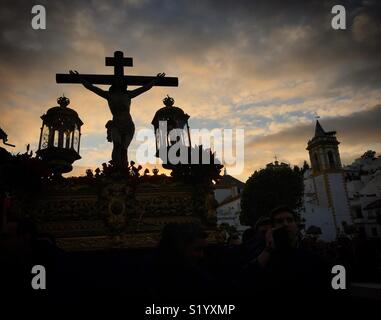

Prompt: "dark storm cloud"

[1,0,380,78]
[0,1,76,68]
[247,104,381,149]
[126,0,381,93]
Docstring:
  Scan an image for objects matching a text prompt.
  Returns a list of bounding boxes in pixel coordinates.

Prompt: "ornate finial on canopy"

[57,96,70,108]
[163,95,175,107]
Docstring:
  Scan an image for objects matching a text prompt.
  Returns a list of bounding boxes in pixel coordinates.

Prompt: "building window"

[327,151,335,169]
[371,228,378,237]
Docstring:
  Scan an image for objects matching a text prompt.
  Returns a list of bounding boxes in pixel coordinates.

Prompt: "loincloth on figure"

[105,119,135,147]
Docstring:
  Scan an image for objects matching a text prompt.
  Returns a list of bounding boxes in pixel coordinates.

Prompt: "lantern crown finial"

[57,96,70,108]
[163,95,174,107]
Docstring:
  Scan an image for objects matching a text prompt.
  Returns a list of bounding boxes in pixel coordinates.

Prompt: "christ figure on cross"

[57,51,178,169]
[69,70,165,169]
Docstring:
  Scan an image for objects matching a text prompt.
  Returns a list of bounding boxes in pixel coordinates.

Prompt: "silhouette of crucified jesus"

[69,70,165,169]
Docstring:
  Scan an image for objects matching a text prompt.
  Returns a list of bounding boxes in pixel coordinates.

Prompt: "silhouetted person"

[227,233,241,246]
[0,218,62,295]
[146,223,213,300]
[239,216,272,267]
[242,227,255,244]
[0,219,36,291]
[239,206,331,299]
[333,235,356,282]
[353,234,381,282]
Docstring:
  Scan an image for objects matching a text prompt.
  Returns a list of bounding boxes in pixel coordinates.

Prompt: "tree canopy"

[240,163,304,227]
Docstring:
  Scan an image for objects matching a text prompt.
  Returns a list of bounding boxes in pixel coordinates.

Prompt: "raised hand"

[265,228,275,251]
[129,72,166,98]
[151,73,165,85]
[69,70,88,86]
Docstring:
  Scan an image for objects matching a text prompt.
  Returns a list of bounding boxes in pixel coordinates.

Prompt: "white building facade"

[214,171,248,234]
[345,151,381,239]
[301,121,353,241]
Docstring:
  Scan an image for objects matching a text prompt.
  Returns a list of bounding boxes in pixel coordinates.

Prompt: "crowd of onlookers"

[1,205,380,303]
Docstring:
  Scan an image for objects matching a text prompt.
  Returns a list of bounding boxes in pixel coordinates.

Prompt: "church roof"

[215,173,245,189]
[218,194,241,206]
[307,120,340,150]
[310,120,337,141]
[314,120,326,137]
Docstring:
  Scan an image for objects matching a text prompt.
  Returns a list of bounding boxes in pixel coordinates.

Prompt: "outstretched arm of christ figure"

[128,73,166,98]
[69,70,108,99]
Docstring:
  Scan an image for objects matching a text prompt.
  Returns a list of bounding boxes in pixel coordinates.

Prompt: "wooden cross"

[56,50,178,87]
[105,51,133,78]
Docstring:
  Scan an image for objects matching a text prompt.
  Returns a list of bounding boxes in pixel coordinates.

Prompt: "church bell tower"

[306,120,352,237]
[307,120,342,175]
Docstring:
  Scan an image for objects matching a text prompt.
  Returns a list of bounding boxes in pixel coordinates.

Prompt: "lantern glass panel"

[155,130,160,150]
[64,131,71,149]
[41,124,50,149]
[53,130,59,147]
[73,126,80,152]
[159,127,167,149]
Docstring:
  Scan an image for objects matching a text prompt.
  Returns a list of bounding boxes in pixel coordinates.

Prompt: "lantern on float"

[37,96,83,174]
[151,96,191,168]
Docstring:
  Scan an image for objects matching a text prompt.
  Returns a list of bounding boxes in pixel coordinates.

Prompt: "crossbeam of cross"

[56,51,178,87]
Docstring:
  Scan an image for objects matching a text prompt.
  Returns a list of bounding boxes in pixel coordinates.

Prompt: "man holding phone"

[256,206,299,268]
[241,205,330,297]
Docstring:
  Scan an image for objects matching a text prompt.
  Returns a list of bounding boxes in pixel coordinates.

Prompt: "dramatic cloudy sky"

[1,0,380,181]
